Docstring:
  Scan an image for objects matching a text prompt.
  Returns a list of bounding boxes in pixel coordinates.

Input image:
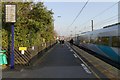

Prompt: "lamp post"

[70,31,73,39]
[91,20,94,31]
[75,26,77,41]
[57,16,61,36]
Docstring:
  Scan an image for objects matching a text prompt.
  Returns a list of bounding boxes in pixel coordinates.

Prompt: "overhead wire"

[82,17,118,33]
[80,1,119,28]
[69,0,89,27]
[79,1,119,33]
[93,13,120,29]
[66,0,119,36]
[82,15,119,31]
[66,0,89,30]
[94,16,120,28]
[65,0,89,36]
[94,14,119,27]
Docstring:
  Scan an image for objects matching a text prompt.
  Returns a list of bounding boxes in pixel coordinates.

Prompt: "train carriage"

[74,23,120,64]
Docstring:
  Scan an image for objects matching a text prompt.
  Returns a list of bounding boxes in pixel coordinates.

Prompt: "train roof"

[103,22,120,28]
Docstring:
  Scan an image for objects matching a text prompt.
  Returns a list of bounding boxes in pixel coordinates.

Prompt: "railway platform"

[1,42,119,80]
[71,44,120,80]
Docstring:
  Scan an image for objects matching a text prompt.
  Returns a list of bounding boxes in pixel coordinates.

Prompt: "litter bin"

[0,50,7,65]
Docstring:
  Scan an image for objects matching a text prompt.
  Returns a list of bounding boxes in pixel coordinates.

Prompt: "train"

[73,23,120,65]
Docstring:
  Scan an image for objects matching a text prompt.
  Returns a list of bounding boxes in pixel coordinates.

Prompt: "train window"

[86,39,90,43]
[95,37,101,44]
[101,37,109,46]
[90,39,95,44]
[91,37,98,44]
[94,37,99,44]
[112,36,120,48]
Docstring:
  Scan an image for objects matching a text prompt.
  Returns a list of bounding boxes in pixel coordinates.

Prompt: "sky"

[43,1,118,37]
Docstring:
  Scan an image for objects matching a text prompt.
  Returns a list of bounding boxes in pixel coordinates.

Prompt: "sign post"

[5,4,17,69]
[19,47,27,54]
[11,24,14,69]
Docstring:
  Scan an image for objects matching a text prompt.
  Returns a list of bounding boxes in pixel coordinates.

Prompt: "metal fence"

[2,41,56,66]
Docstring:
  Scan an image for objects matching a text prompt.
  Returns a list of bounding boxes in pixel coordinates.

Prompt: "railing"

[2,41,57,66]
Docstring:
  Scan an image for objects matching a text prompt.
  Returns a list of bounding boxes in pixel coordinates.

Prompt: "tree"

[2,2,55,48]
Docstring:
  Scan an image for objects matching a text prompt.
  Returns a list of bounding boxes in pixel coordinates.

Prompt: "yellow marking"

[19,47,27,50]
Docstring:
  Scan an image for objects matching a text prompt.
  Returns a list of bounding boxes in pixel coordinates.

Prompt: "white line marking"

[66,44,71,49]
[73,54,78,58]
[66,44,69,47]
[66,43,101,78]
[70,48,92,74]
[70,49,73,52]
[81,64,91,74]
[66,44,70,49]
[72,49,89,68]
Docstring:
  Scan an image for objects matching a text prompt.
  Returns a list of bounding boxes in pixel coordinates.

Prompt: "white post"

[21,50,24,54]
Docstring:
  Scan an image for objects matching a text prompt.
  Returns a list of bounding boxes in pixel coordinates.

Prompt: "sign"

[5,4,17,69]
[5,4,16,23]
[19,47,27,54]
[19,47,27,51]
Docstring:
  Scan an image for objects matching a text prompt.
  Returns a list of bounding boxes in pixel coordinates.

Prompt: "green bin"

[0,50,7,65]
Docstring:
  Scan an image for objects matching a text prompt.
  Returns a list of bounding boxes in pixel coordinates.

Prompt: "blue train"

[74,23,120,64]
